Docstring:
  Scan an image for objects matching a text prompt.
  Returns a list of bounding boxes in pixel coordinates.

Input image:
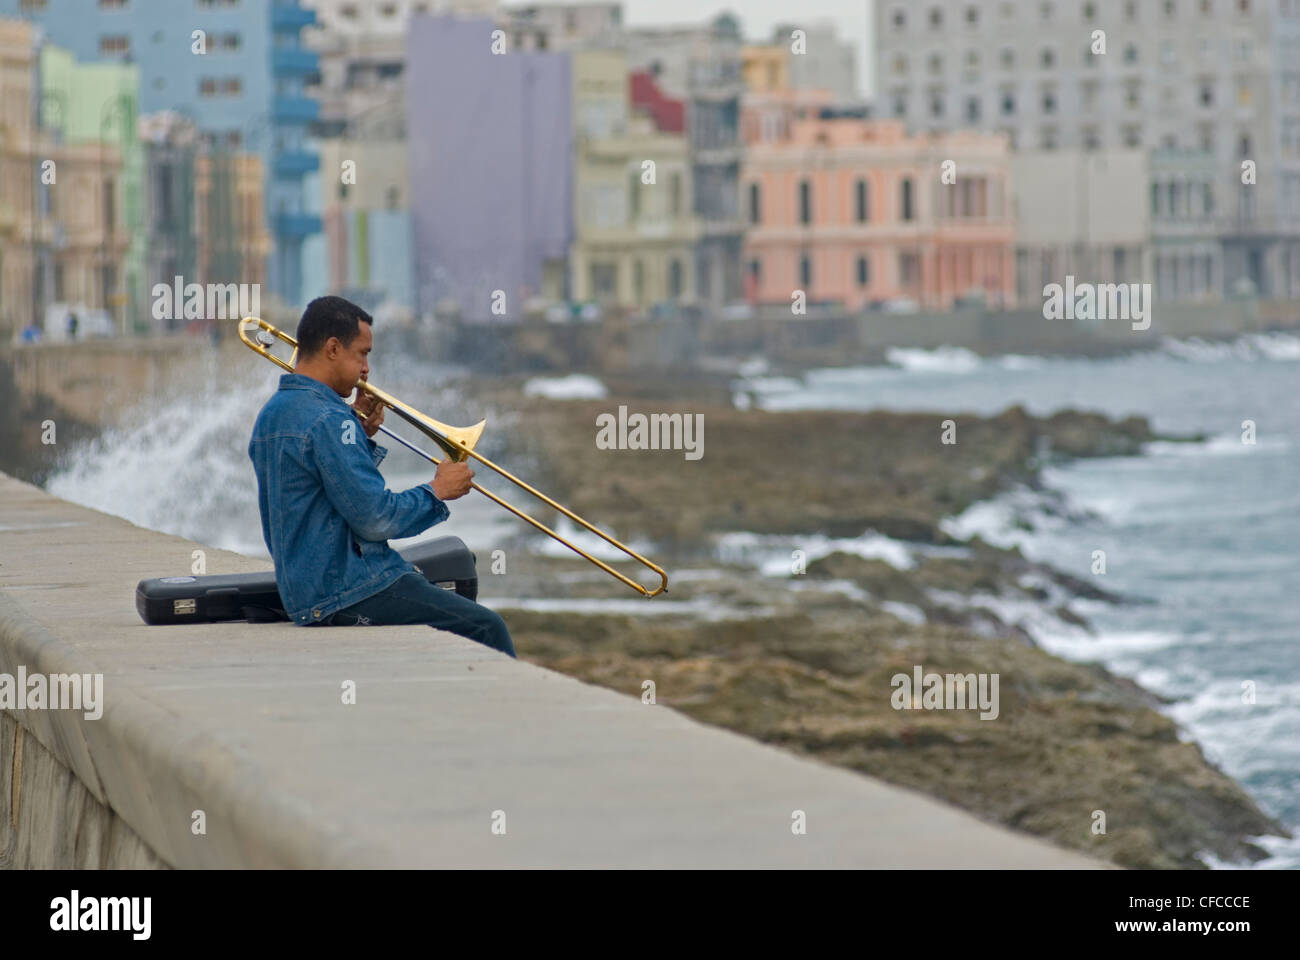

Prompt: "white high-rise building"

[875,0,1300,300]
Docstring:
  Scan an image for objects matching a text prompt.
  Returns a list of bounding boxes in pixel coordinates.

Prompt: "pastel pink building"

[741,92,1016,311]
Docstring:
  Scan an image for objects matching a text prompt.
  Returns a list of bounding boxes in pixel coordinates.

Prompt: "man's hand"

[352,384,385,438]
[432,460,474,501]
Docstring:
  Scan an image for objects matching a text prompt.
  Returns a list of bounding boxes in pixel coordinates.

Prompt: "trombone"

[237,316,669,598]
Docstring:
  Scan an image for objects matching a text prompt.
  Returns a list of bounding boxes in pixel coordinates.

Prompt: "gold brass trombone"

[237,316,669,598]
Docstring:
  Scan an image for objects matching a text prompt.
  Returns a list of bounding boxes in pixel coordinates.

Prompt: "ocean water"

[738,333,1300,869]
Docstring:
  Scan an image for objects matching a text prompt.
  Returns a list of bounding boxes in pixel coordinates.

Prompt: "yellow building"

[569,48,699,310]
[742,44,788,94]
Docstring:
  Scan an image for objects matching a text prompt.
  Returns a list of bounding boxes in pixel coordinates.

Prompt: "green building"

[39,45,144,333]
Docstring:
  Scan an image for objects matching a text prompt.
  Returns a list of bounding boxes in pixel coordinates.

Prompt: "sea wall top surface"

[0,473,1106,868]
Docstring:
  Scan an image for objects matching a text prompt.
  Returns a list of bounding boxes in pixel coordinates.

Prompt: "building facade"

[625,13,746,308]
[37,45,142,332]
[405,14,572,321]
[874,0,1300,300]
[742,107,1016,312]
[0,17,127,340]
[316,137,414,315]
[570,48,698,309]
[0,0,323,307]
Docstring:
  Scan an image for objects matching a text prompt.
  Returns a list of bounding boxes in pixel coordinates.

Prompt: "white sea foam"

[885,345,983,373]
[521,374,608,399]
[715,529,918,574]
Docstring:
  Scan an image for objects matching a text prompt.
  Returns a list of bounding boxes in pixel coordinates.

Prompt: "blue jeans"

[319,573,515,658]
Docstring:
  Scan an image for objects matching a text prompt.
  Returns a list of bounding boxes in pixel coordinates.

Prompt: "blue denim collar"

[278,372,350,406]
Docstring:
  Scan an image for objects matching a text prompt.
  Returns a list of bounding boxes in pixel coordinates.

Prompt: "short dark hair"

[296,296,373,357]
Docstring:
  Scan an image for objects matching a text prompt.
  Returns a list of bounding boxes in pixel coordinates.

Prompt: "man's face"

[328,321,372,395]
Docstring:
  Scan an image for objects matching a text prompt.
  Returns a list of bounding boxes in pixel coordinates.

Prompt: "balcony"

[273,150,320,178]
[272,3,317,31]
[275,212,322,239]
[272,48,319,76]
[273,96,320,125]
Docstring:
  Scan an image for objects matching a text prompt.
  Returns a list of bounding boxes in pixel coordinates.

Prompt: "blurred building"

[625,13,746,309]
[570,48,698,309]
[0,18,127,341]
[139,112,198,329]
[747,22,860,105]
[742,103,1016,312]
[1010,149,1148,306]
[317,138,414,315]
[874,0,1300,301]
[406,14,572,321]
[37,46,141,334]
[0,0,323,307]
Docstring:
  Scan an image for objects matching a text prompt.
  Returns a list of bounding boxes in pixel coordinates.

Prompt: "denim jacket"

[248,373,449,624]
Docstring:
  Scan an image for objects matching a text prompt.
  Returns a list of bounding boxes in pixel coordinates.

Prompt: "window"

[799,180,811,224]
[1040,1,1054,19]
[1083,125,1100,149]
[19,0,49,10]
[857,255,870,286]
[893,54,908,75]
[1042,86,1057,113]
[1041,48,1056,69]
[1041,126,1059,149]
[629,172,641,221]
[670,172,681,214]
[98,0,127,8]
[900,252,919,287]
[1124,44,1139,64]
[800,255,812,287]
[200,77,217,97]
[1123,125,1141,147]
[966,96,981,121]
[892,7,906,30]
[966,5,979,25]
[1083,1,1097,18]
[1164,0,1177,16]
[386,187,399,211]
[222,77,241,95]
[931,92,945,117]
[930,7,943,28]
[1199,80,1215,106]
[748,182,761,224]
[1082,79,1099,110]
[1125,0,1139,18]
[855,179,869,222]
[1125,80,1141,108]
[1000,48,1015,70]
[928,53,943,75]
[900,178,915,221]
[1001,89,1016,115]
[99,35,130,55]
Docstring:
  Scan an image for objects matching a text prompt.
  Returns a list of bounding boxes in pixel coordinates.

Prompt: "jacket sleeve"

[308,410,449,542]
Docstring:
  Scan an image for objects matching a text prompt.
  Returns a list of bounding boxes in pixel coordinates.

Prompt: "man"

[248,296,514,657]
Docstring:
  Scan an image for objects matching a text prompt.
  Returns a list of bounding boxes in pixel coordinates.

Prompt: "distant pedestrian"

[66,312,79,340]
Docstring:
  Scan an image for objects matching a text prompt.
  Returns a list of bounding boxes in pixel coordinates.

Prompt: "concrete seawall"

[2,473,1108,868]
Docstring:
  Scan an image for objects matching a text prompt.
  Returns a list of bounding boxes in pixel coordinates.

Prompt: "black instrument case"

[135,536,477,624]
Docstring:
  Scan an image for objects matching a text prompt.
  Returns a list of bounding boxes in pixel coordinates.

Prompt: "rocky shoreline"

[462,371,1290,869]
